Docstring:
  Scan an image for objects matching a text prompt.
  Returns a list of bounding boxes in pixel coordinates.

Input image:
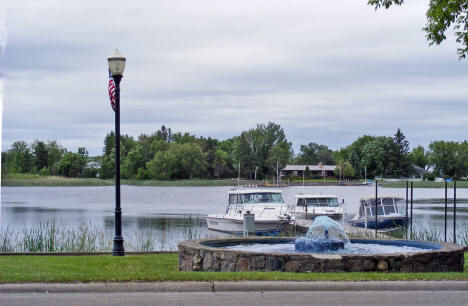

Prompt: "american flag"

[108,69,116,111]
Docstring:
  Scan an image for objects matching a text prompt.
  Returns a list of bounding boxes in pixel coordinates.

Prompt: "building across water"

[281,164,336,179]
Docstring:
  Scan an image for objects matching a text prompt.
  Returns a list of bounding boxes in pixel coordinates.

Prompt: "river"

[1,185,467,250]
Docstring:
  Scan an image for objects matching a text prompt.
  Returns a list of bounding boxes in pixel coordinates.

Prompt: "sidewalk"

[1,281,467,293]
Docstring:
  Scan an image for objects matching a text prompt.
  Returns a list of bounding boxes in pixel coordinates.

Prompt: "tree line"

[3,123,468,180]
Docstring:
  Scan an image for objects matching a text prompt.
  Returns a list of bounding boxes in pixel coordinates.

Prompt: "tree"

[428,140,459,177]
[147,150,177,180]
[99,153,115,179]
[137,132,159,161]
[157,125,169,142]
[213,149,229,179]
[297,142,335,165]
[232,122,292,179]
[175,143,207,179]
[392,128,413,177]
[456,141,468,178]
[304,166,311,179]
[57,148,88,177]
[334,160,355,178]
[368,0,468,59]
[338,135,375,178]
[6,141,34,173]
[198,136,218,178]
[32,140,49,172]
[146,143,207,180]
[232,130,258,179]
[268,141,293,180]
[171,132,197,144]
[121,145,146,179]
[46,141,66,174]
[410,145,428,169]
[119,135,136,158]
[361,136,396,178]
[103,132,115,156]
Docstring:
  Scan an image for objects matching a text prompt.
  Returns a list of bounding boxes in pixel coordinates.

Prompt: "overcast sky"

[1,0,468,156]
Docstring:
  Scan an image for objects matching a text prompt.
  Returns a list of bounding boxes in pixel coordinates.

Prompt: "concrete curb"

[0,281,467,294]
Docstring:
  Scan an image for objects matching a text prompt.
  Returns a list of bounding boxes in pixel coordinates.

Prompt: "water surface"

[1,185,467,250]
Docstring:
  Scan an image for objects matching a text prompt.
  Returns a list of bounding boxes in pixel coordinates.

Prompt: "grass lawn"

[0,253,467,283]
[288,178,339,183]
[382,181,468,188]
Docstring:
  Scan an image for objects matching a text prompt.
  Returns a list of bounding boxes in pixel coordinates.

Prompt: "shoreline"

[2,175,468,188]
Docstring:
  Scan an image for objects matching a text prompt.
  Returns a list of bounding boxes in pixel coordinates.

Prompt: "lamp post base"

[112,236,125,256]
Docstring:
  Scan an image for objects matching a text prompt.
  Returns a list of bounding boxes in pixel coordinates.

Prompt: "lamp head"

[108,49,126,76]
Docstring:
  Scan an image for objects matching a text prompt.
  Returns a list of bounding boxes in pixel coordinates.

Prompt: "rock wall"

[178,238,464,273]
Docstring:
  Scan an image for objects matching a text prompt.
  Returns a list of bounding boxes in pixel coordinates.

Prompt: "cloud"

[2,0,468,155]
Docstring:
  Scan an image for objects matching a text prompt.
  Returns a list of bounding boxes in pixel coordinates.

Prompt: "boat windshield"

[240,193,284,204]
[297,197,339,207]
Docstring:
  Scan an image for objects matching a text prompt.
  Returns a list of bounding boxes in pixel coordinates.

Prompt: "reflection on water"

[2,185,468,250]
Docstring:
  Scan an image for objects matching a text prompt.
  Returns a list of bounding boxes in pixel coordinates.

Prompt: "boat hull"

[205,216,288,236]
[349,216,408,230]
[293,212,343,222]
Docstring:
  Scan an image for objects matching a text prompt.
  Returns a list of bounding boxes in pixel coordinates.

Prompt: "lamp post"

[108,49,126,256]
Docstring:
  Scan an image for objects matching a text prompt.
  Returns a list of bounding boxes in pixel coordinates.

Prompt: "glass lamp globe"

[108,49,126,76]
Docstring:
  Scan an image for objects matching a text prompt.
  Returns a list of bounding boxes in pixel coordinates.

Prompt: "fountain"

[294,216,348,252]
[179,217,464,273]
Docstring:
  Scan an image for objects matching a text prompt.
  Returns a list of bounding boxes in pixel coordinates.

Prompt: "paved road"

[0,281,467,306]
[2,290,468,305]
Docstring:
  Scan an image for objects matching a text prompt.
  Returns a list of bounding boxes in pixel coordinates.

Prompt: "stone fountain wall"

[178,237,464,273]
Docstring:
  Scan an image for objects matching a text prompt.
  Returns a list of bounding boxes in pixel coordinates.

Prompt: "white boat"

[291,194,344,222]
[205,188,292,236]
[349,196,408,230]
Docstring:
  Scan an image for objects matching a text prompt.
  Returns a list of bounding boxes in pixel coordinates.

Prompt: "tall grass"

[0,218,205,253]
[347,223,468,246]
[181,215,204,240]
[0,220,112,252]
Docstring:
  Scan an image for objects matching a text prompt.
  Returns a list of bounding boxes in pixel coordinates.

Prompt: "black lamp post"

[108,49,126,256]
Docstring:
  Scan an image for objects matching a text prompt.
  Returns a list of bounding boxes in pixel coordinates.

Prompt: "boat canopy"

[358,197,405,217]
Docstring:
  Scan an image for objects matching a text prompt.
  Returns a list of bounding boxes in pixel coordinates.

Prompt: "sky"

[1,0,468,156]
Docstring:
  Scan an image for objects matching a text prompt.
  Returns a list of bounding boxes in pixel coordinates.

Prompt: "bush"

[84,167,99,178]
[423,171,437,181]
[39,167,51,176]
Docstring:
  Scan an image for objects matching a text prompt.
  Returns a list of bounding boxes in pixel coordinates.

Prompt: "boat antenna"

[237,162,240,187]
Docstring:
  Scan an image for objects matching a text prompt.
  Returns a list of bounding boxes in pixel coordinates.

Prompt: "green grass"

[382,181,468,188]
[287,178,339,182]
[1,174,114,187]
[0,253,467,283]
[1,174,238,187]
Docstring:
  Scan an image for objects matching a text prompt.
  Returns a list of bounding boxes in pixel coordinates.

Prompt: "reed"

[181,215,205,241]
[347,223,468,246]
[0,219,204,253]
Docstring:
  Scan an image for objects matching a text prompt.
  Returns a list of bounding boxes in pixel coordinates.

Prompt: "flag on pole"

[108,69,116,111]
